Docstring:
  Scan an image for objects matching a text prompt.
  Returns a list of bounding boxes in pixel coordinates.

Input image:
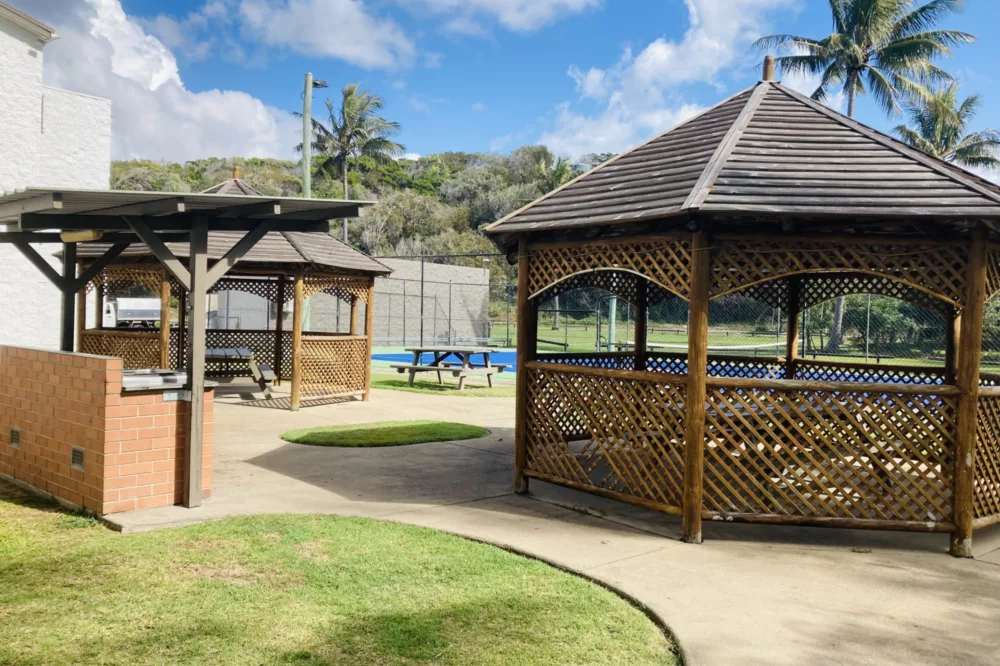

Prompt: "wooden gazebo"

[73,173,391,410]
[486,61,1000,557]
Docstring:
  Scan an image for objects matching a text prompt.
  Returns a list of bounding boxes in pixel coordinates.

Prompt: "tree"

[305,84,405,241]
[580,152,617,168]
[537,157,577,195]
[755,0,974,117]
[755,0,974,352]
[893,83,1000,171]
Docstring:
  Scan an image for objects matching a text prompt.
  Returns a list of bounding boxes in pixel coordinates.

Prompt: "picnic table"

[204,347,276,398]
[390,346,508,390]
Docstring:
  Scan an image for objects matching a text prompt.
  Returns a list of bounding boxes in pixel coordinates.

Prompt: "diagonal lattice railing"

[703,382,957,524]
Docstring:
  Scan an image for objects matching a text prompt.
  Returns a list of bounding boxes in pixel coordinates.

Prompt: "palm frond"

[893,125,939,155]
[889,0,968,40]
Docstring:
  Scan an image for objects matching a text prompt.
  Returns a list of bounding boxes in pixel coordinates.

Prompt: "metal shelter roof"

[485,80,1000,238]
[0,187,370,227]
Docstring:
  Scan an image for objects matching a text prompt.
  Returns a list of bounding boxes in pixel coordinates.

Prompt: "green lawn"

[282,420,489,447]
[0,482,677,666]
[371,373,517,398]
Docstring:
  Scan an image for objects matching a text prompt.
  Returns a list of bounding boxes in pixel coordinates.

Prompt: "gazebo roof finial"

[762,55,775,82]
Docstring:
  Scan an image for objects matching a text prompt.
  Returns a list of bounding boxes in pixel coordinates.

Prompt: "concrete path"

[110,385,1000,666]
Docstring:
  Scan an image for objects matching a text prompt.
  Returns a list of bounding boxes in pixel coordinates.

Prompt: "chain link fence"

[365,253,995,370]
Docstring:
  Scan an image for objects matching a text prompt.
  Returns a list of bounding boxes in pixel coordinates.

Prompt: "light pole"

[301,73,328,199]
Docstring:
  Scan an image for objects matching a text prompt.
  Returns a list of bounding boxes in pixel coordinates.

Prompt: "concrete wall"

[0,345,212,515]
[370,259,491,344]
[0,13,112,350]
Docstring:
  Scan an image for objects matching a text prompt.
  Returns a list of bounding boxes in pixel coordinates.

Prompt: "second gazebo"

[76,171,392,410]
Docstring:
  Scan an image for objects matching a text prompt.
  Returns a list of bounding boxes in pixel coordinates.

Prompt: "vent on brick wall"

[71,447,85,470]
[10,427,20,449]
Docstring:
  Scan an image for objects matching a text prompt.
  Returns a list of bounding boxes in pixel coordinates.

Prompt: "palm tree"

[537,157,577,196]
[755,0,974,118]
[304,84,404,241]
[893,83,1000,171]
[755,0,974,353]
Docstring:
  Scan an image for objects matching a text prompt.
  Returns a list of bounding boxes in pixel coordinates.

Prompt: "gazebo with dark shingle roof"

[486,59,1000,558]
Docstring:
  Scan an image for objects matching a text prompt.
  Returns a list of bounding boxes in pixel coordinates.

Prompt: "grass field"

[0,481,678,666]
[371,373,517,397]
[282,420,489,447]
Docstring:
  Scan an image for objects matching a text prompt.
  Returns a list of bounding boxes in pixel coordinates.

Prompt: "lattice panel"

[645,354,783,379]
[794,360,946,385]
[646,354,689,375]
[974,396,1000,520]
[742,273,952,314]
[300,336,368,398]
[79,331,160,369]
[535,352,636,370]
[704,386,957,523]
[209,277,281,303]
[525,364,688,509]
[711,238,968,308]
[987,246,1000,300]
[533,270,677,306]
[169,329,293,378]
[527,237,691,301]
[89,266,165,296]
[303,275,371,304]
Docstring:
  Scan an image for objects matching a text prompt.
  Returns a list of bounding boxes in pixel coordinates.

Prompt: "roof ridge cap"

[683,81,771,211]
[484,83,761,234]
[280,230,312,264]
[771,83,1000,206]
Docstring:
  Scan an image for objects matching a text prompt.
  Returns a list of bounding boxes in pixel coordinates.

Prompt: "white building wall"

[0,13,112,349]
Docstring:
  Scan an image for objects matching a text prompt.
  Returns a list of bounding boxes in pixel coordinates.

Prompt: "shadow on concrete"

[246,428,517,508]
[527,480,955,555]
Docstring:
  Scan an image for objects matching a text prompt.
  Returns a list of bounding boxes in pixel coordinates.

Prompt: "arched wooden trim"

[528,267,686,304]
[710,268,961,311]
[525,237,692,302]
[711,236,968,307]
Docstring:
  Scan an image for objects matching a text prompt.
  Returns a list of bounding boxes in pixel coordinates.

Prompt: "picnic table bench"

[205,347,276,398]
[390,346,508,390]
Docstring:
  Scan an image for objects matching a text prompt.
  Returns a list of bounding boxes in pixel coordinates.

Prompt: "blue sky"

[19,0,1000,168]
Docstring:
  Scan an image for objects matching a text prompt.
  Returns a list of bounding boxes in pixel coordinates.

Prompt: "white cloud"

[239,0,416,69]
[408,0,601,33]
[443,16,488,37]
[538,0,800,159]
[402,152,422,161]
[472,102,486,111]
[568,65,608,99]
[31,0,299,162]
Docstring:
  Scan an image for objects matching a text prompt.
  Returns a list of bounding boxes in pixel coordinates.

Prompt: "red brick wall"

[0,346,212,515]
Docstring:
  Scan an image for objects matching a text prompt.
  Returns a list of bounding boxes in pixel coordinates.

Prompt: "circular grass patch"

[281,420,489,447]
[0,482,679,665]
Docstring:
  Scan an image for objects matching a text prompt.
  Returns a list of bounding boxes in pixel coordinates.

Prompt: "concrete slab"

[107,388,1000,666]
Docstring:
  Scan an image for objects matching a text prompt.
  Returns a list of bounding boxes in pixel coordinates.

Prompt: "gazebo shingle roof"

[486,80,1000,236]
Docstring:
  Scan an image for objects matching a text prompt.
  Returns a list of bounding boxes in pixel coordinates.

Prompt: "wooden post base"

[682,532,703,545]
[950,533,973,558]
[514,476,529,494]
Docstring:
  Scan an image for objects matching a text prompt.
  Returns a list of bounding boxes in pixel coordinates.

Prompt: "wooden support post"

[95,288,104,330]
[682,230,711,544]
[363,278,375,401]
[945,307,961,386]
[178,290,187,369]
[290,274,305,411]
[514,239,538,494]
[952,223,989,558]
[784,277,801,380]
[350,298,360,335]
[184,220,209,509]
[273,275,286,384]
[60,242,77,352]
[634,279,648,371]
[159,271,171,369]
[75,265,86,351]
